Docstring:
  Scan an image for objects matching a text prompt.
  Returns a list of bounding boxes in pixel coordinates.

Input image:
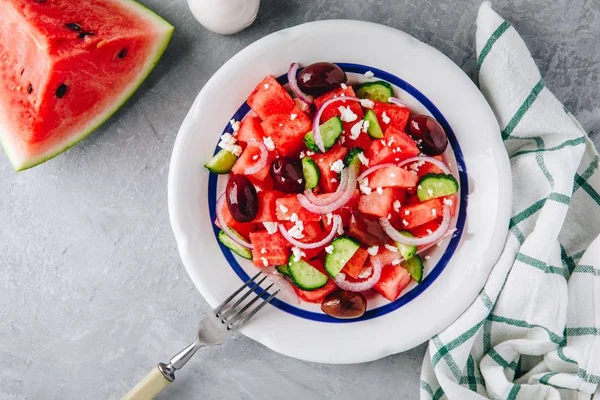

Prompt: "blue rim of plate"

[208,63,468,323]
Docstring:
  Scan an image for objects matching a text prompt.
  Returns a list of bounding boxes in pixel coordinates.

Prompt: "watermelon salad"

[205,62,459,319]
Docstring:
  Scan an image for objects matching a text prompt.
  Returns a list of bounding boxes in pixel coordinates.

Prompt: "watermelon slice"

[0,0,173,170]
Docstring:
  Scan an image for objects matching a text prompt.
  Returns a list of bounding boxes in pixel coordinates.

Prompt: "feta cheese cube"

[330,159,344,173]
[359,98,375,109]
[263,222,278,234]
[357,152,369,166]
[364,70,374,78]
[325,245,335,254]
[263,137,275,151]
[382,111,391,124]
[349,121,363,140]
[338,106,358,123]
[385,244,398,253]
[367,245,379,256]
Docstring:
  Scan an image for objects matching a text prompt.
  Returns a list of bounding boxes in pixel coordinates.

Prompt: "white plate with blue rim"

[168,20,511,364]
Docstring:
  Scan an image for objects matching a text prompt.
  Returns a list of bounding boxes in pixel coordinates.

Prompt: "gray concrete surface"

[1,1,599,399]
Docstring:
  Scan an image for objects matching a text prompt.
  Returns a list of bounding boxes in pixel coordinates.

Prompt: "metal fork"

[122,271,279,400]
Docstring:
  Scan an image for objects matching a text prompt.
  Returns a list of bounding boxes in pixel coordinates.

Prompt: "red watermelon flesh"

[0,0,173,170]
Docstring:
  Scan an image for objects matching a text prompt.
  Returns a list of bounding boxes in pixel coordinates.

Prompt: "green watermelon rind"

[0,1,174,171]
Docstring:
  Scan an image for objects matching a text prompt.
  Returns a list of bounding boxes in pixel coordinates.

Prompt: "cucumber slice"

[302,157,320,190]
[218,230,252,259]
[325,235,360,277]
[304,116,343,153]
[363,109,384,139]
[417,173,459,201]
[288,256,329,291]
[344,147,365,174]
[396,232,417,260]
[402,255,424,283]
[356,81,395,102]
[204,149,238,174]
[276,264,291,277]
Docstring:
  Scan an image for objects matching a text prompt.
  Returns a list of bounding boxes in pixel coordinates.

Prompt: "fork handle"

[122,365,172,400]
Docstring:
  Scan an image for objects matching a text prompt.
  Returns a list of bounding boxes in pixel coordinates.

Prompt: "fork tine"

[214,271,262,317]
[219,276,269,321]
[227,289,280,330]
[229,289,280,329]
[223,283,274,325]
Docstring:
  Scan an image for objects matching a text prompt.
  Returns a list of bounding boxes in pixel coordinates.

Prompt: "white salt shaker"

[187,0,260,35]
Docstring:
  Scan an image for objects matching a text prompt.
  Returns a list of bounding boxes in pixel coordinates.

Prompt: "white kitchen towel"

[420,2,600,399]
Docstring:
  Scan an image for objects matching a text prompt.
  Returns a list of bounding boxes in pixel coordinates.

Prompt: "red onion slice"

[388,97,408,108]
[312,95,361,153]
[397,156,451,175]
[216,193,254,249]
[334,259,383,292]
[278,215,342,249]
[288,63,314,105]
[356,163,398,182]
[243,141,268,175]
[298,167,358,214]
[380,206,451,247]
[303,168,349,206]
[262,267,300,304]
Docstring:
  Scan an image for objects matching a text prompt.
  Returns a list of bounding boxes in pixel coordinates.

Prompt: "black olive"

[55,84,67,99]
[65,23,81,31]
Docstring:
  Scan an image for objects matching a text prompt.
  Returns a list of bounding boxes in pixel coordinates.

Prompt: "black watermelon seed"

[28,84,33,94]
[20,69,24,76]
[35,0,46,3]
[65,23,81,31]
[55,84,67,98]
[78,31,94,39]
[117,48,128,59]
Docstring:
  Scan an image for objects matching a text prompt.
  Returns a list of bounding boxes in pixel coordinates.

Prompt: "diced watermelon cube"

[261,107,311,157]
[216,200,255,240]
[237,114,265,143]
[372,101,410,132]
[231,144,274,185]
[358,187,395,218]
[370,245,402,267]
[342,130,372,154]
[253,190,284,223]
[293,278,337,303]
[367,127,420,166]
[275,195,321,222]
[247,76,295,120]
[368,165,418,189]
[342,247,369,279]
[249,230,290,267]
[397,198,443,229]
[313,145,348,193]
[374,265,412,301]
